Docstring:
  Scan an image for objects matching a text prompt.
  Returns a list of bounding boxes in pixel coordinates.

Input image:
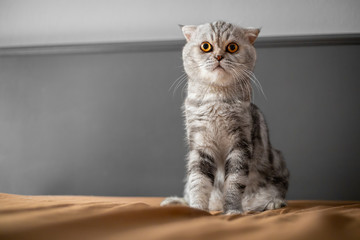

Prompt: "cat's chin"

[202,70,234,87]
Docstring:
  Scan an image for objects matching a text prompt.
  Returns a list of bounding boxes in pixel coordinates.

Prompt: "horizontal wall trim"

[1,34,360,56]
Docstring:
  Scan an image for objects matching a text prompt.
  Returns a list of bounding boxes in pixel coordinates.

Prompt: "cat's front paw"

[224,209,243,215]
[189,203,209,211]
[160,197,188,206]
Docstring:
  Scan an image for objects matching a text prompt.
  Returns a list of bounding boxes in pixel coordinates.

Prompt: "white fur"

[161,21,288,215]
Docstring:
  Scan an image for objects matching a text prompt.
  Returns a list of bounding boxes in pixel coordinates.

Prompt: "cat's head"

[181,21,260,88]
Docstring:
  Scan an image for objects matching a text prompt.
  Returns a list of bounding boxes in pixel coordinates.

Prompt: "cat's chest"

[186,101,248,124]
[194,104,235,124]
[185,101,252,155]
[185,100,251,141]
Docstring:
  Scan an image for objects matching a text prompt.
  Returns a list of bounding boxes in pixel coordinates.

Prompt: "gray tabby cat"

[161,21,289,214]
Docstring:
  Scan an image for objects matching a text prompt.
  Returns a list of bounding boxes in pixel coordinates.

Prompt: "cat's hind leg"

[242,184,286,212]
[264,197,287,210]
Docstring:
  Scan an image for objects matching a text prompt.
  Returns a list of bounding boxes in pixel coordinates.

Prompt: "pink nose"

[216,55,223,61]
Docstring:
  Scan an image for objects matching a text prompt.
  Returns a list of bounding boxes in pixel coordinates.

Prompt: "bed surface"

[1,193,359,240]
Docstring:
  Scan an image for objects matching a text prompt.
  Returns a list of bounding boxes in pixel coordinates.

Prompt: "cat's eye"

[226,43,239,53]
[200,42,213,52]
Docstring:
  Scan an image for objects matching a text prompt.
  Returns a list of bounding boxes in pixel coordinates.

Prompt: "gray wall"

[2,0,360,47]
[0,42,360,200]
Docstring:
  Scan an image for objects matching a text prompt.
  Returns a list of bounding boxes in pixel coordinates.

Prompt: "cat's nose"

[215,55,223,61]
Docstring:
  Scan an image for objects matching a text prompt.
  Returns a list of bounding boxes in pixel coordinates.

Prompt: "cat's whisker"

[242,75,253,101]
[230,68,246,98]
[173,76,188,96]
[241,71,258,96]
[170,73,188,96]
[181,82,188,98]
[224,61,246,67]
[172,79,187,97]
[228,60,266,100]
[229,66,253,102]
[239,74,253,102]
[242,69,267,100]
[169,72,186,92]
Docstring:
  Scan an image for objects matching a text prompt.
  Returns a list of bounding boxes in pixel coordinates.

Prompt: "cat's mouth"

[213,64,225,71]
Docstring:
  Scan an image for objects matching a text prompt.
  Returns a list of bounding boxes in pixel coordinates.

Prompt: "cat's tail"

[160,196,188,206]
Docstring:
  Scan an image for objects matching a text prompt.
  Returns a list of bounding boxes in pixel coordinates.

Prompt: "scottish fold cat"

[162,21,289,214]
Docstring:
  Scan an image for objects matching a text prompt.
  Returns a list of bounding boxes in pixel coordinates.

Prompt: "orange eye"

[200,42,213,52]
[226,43,239,53]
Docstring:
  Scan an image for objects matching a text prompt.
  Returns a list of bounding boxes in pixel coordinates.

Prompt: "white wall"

[1,0,360,47]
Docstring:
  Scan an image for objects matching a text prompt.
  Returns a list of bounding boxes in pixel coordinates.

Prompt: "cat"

[161,21,289,214]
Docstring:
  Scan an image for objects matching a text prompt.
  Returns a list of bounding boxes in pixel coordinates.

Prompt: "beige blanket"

[0,193,359,240]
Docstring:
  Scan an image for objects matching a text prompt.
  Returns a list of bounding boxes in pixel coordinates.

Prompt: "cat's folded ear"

[245,28,261,45]
[180,25,197,42]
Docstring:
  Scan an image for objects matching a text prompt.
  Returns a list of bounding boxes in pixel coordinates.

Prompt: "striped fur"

[161,21,289,214]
